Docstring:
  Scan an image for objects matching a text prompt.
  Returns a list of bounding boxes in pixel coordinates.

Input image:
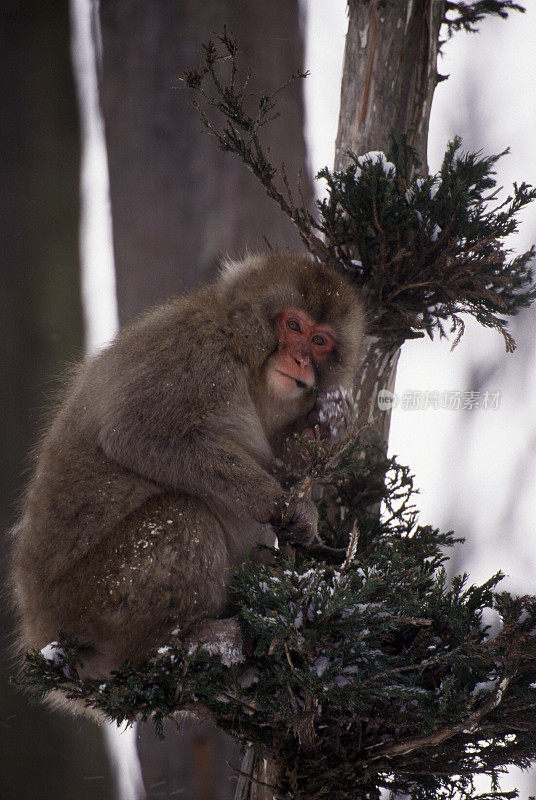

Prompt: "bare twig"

[182,31,333,267]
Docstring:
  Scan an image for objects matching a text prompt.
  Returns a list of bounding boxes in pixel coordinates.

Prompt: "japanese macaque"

[11,253,365,685]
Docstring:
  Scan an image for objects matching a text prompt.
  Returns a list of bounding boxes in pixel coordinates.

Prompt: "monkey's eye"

[287,319,301,333]
[312,334,326,346]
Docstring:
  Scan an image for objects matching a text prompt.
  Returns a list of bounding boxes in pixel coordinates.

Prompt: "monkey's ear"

[218,253,267,284]
[228,302,278,365]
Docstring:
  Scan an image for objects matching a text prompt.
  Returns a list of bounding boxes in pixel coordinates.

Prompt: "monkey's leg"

[75,493,231,672]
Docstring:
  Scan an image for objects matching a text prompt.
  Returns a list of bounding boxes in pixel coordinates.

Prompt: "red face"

[267,308,336,399]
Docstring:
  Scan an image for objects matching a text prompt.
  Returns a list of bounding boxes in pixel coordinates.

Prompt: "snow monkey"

[12,253,365,682]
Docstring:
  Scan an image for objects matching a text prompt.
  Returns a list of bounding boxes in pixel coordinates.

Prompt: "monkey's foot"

[186,618,245,667]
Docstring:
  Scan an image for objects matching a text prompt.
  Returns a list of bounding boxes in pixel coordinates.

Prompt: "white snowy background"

[72,0,536,796]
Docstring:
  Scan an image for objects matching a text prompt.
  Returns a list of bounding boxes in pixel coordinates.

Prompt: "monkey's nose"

[293,353,310,368]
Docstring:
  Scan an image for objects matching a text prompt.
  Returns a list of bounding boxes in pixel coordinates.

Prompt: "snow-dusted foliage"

[317,136,536,350]
[17,448,536,799]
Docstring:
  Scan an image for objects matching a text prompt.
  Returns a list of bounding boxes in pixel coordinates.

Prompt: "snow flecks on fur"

[187,618,245,667]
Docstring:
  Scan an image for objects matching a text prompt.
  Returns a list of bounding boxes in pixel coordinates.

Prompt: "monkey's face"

[265,308,337,401]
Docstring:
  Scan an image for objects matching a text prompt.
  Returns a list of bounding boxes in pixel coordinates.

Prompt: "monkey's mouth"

[275,370,311,390]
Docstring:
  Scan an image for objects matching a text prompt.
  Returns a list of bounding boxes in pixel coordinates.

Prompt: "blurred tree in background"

[97,2,312,797]
[1,1,311,798]
[0,2,112,798]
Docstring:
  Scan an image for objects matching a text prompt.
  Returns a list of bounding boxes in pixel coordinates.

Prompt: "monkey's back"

[11,287,245,658]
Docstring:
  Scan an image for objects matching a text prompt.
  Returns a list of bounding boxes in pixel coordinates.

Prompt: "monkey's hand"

[304,386,357,442]
[271,495,318,547]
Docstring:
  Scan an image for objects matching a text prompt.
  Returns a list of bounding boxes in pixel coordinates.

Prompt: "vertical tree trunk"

[0,2,113,798]
[97,2,312,797]
[335,0,445,450]
[98,0,312,325]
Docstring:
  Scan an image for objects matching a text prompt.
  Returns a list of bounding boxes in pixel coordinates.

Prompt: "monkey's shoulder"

[76,293,251,423]
[113,290,243,364]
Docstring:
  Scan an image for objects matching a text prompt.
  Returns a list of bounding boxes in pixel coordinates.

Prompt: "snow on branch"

[15,448,536,800]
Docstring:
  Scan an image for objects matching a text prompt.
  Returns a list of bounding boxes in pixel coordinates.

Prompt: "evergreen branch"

[364,675,512,762]
[14,452,536,798]
[316,137,536,348]
[444,1,525,37]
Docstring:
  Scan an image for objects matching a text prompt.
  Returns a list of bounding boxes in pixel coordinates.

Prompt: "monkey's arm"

[90,330,284,523]
[100,412,284,524]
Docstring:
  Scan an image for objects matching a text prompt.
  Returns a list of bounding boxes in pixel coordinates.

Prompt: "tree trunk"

[0,2,113,798]
[336,0,445,450]
[97,2,312,797]
[98,0,312,325]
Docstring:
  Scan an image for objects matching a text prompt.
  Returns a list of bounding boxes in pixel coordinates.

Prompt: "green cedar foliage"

[16,442,536,800]
[316,138,536,349]
[444,2,526,37]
